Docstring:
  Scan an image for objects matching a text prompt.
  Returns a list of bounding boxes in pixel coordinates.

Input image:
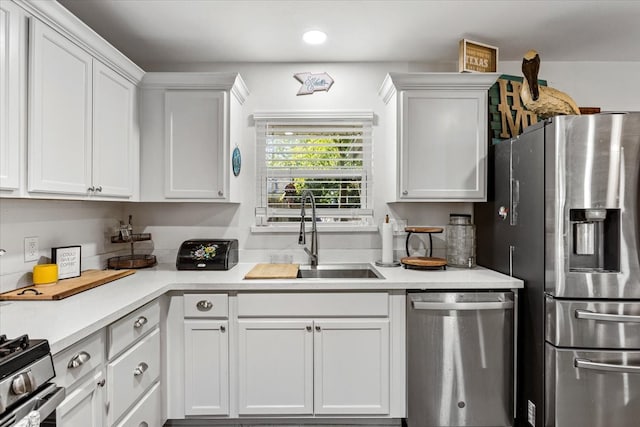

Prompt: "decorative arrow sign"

[294,72,334,95]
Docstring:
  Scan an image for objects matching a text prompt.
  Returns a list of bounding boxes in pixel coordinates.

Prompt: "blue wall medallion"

[232,146,241,177]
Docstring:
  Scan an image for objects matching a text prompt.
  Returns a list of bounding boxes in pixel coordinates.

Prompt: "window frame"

[253,110,375,229]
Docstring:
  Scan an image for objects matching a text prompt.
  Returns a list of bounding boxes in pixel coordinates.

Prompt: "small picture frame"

[458,39,499,73]
[51,245,82,279]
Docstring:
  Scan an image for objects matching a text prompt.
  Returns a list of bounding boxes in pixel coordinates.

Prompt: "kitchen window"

[253,111,374,228]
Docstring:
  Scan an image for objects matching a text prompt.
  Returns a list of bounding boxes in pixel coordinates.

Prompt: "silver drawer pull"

[68,351,91,369]
[134,316,148,328]
[97,379,106,387]
[220,325,226,332]
[196,300,213,311]
[575,309,640,323]
[133,362,149,377]
[575,358,640,374]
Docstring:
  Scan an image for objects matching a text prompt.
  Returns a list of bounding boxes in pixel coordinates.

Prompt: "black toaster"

[176,239,238,270]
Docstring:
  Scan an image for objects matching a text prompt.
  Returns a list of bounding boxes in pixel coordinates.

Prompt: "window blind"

[255,113,373,225]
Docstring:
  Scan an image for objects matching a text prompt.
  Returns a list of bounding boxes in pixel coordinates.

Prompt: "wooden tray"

[0,269,136,301]
[244,263,300,279]
[401,256,447,270]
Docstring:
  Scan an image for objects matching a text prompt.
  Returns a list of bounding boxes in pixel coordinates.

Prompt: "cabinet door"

[314,319,390,415]
[92,60,135,198]
[55,370,105,427]
[164,90,226,199]
[0,1,21,191]
[184,319,229,416]
[399,90,487,200]
[28,20,93,195]
[237,319,313,415]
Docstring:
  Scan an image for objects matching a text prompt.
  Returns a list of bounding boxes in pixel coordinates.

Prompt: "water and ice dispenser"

[569,208,620,272]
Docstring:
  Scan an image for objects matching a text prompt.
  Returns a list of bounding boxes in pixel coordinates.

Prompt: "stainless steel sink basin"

[296,263,384,279]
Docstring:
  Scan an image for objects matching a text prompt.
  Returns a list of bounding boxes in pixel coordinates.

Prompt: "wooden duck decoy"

[521,50,580,119]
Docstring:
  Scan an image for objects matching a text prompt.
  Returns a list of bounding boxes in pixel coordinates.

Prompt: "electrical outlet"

[24,237,39,262]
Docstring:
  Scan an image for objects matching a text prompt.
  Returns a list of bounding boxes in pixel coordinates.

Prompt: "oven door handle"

[34,385,66,420]
[0,384,65,427]
[575,309,640,323]
[575,358,640,374]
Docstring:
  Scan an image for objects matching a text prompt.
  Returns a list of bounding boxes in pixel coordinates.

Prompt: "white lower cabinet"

[184,319,229,415]
[55,369,106,427]
[237,320,314,415]
[314,319,390,415]
[234,293,392,417]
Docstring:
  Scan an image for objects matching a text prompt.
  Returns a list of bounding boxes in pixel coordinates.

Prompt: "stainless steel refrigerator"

[474,113,640,427]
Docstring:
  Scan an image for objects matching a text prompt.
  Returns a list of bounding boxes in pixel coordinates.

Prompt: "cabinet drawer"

[108,328,160,425]
[184,293,228,318]
[237,292,389,317]
[108,300,160,359]
[114,382,161,427]
[53,330,105,389]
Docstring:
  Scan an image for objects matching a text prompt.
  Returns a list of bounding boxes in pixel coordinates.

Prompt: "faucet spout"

[298,189,318,266]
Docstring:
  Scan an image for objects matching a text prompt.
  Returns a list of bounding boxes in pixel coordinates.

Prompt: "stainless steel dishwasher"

[406,291,514,427]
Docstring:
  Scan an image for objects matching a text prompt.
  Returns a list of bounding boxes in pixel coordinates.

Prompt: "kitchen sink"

[296,263,384,279]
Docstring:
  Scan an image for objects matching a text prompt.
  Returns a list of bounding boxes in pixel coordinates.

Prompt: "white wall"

[2,60,639,289]
[0,199,127,292]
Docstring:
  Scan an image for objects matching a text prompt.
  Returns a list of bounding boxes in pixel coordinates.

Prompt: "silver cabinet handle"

[220,325,226,332]
[97,379,106,387]
[95,186,102,192]
[575,358,640,374]
[88,186,95,192]
[196,300,213,311]
[133,362,149,377]
[68,351,91,369]
[575,309,640,323]
[134,316,148,328]
[306,326,312,332]
[315,325,321,332]
[402,190,408,195]
[218,190,224,197]
[412,300,514,311]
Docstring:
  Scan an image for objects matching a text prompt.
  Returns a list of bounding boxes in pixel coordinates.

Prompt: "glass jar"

[446,213,476,268]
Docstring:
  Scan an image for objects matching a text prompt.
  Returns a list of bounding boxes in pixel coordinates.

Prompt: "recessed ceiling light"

[303,30,327,45]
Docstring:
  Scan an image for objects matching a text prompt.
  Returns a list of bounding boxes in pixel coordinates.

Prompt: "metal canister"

[446,213,476,268]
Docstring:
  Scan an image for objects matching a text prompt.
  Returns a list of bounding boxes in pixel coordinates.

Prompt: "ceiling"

[57,0,640,70]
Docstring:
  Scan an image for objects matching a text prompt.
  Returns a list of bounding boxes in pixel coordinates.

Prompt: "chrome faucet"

[298,189,318,266]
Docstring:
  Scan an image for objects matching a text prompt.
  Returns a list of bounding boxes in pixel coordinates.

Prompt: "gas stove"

[0,335,64,426]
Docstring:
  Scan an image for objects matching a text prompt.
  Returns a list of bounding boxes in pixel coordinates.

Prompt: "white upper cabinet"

[0,1,24,193]
[28,19,93,195]
[164,90,225,199]
[5,1,143,200]
[92,60,137,197]
[379,73,499,201]
[140,72,249,202]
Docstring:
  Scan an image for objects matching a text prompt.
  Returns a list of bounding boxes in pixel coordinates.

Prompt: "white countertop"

[0,262,522,354]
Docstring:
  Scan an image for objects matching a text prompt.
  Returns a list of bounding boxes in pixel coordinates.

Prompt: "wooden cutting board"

[244,263,299,279]
[0,269,136,301]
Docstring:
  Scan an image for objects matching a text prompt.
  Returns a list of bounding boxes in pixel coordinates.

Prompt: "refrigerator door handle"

[575,309,640,323]
[510,179,519,226]
[412,301,514,311]
[575,358,640,374]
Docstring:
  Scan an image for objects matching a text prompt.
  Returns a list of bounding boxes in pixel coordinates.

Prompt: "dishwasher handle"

[411,300,514,311]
